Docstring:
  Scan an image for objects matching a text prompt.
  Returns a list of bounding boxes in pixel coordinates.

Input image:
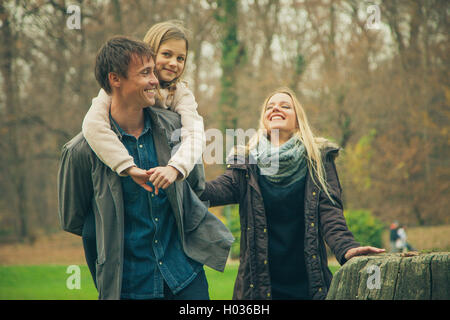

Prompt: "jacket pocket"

[183,181,207,233]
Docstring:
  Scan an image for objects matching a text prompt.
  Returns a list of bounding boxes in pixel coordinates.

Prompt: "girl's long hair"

[246,87,334,201]
[143,20,189,94]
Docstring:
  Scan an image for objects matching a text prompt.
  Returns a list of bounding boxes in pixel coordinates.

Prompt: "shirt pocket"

[121,176,142,203]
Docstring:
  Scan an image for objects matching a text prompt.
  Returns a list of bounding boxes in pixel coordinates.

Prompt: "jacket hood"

[315,137,341,159]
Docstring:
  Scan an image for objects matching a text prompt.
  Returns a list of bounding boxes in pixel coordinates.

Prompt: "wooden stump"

[326,252,449,300]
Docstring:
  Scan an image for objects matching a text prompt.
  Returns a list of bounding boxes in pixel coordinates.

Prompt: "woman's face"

[155,38,187,82]
[263,93,298,138]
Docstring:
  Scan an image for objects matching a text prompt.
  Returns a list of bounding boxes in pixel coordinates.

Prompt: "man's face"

[119,55,159,108]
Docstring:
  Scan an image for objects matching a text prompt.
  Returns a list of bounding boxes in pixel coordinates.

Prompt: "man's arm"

[57,135,94,236]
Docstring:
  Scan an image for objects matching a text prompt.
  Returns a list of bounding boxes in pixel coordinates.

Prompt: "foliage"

[344,210,385,248]
[0,0,448,242]
[224,205,241,260]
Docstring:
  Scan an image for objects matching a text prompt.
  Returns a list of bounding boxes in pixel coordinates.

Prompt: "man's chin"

[143,98,155,107]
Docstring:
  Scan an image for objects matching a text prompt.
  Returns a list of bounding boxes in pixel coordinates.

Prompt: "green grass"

[0,264,339,300]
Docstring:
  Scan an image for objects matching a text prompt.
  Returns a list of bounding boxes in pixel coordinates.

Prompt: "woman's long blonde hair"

[247,87,334,200]
[143,20,189,91]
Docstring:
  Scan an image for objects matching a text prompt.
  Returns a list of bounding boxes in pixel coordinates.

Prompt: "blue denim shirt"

[110,111,202,299]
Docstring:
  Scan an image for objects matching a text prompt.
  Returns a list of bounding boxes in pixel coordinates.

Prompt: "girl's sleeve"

[81,89,135,176]
[168,83,206,179]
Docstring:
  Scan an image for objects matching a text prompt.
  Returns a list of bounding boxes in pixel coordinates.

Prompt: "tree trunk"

[326,252,449,300]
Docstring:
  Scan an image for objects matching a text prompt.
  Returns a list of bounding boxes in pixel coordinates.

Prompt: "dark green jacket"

[58,107,234,300]
[201,140,359,300]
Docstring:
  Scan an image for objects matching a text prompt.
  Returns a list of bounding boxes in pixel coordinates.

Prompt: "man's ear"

[108,72,121,89]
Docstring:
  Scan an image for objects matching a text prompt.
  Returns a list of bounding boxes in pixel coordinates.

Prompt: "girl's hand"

[124,166,153,192]
[344,246,386,261]
[147,166,181,195]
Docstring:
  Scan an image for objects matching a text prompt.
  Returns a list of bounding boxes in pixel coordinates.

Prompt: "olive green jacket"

[57,107,234,299]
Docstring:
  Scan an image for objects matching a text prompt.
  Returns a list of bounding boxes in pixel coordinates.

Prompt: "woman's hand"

[344,246,386,261]
[147,166,181,195]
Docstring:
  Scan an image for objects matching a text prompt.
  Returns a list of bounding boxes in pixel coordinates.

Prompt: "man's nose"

[149,71,158,85]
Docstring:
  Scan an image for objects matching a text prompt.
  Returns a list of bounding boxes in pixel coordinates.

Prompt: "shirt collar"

[109,108,152,139]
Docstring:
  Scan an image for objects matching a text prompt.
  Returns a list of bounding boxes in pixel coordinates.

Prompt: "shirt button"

[139,144,143,148]
[151,194,155,198]
[155,218,159,222]
[250,284,254,288]
[159,261,162,265]
[154,240,158,244]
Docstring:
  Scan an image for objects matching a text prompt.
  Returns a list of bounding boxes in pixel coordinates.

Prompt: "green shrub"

[224,205,241,259]
[344,210,385,248]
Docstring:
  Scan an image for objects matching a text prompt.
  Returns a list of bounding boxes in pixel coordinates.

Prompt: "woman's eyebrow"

[268,101,291,106]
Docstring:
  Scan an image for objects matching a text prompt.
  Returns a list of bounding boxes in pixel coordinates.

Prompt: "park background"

[0,0,448,299]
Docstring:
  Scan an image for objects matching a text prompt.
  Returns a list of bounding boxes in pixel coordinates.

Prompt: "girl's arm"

[167,82,206,179]
[81,89,135,176]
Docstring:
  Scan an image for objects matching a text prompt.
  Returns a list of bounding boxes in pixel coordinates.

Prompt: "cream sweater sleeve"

[166,82,206,179]
[81,89,135,176]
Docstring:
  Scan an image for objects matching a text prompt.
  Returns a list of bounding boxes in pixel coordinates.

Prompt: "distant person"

[200,87,385,300]
[396,225,415,252]
[57,36,233,300]
[390,222,399,252]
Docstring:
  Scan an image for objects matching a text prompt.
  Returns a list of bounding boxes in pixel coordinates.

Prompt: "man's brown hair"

[94,36,155,94]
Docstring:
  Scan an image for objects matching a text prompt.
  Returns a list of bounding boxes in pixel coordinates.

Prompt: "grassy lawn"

[0,264,339,300]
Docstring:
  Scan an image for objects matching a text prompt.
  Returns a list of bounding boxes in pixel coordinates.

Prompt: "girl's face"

[156,38,187,83]
[263,93,298,137]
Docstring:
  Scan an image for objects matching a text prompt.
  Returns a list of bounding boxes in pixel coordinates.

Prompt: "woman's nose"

[271,104,281,112]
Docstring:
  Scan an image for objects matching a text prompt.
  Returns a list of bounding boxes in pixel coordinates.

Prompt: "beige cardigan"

[81,82,205,178]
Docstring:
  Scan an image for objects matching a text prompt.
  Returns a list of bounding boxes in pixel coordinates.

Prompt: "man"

[57,37,233,300]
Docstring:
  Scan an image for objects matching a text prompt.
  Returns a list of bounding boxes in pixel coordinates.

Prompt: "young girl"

[82,21,205,194]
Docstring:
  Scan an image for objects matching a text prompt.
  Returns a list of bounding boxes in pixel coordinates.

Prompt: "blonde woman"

[201,88,384,300]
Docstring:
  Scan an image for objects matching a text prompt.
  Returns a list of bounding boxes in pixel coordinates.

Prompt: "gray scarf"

[250,135,308,186]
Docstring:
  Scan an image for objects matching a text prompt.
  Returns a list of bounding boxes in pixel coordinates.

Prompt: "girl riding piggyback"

[82,21,205,194]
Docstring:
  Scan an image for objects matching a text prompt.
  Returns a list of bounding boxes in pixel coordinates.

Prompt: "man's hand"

[147,166,182,195]
[124,166,153,192]
[344,246,386,261]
